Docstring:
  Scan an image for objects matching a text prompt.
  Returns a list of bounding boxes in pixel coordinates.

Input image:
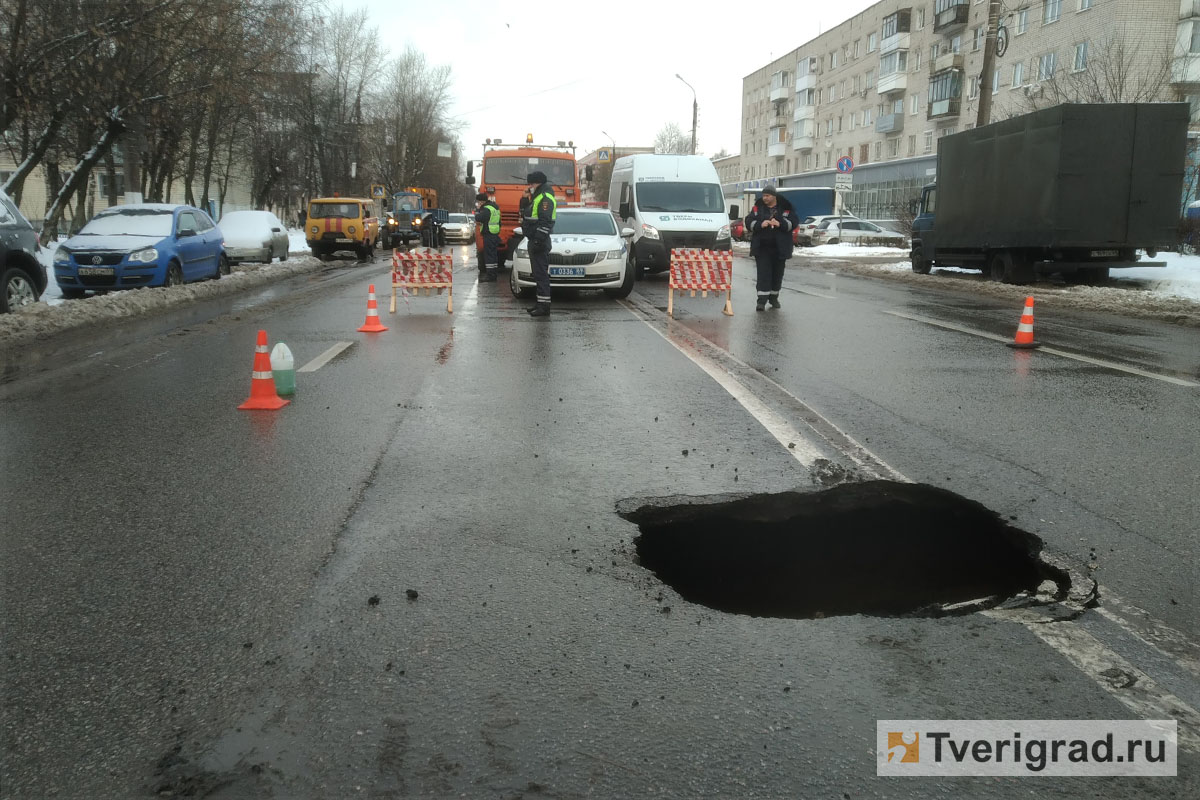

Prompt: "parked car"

[0,189,47,312]
[511,208,635,299]
[796,214,861,246]
[54,204,227,298]
[218,210,289,264]
[812,218,906,246]
[443,213,475,243]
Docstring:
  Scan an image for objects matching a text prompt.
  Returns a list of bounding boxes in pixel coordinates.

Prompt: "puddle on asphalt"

[619,480,1071,619]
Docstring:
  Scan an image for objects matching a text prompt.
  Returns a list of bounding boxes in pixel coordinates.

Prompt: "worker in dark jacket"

[474,192,501,282]
[500,189,532,271]
[745,185,797,311]
[522,171,556,317]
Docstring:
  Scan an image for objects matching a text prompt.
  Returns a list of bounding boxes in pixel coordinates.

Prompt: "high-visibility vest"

[484,203,500,234]
[530,190,557,221]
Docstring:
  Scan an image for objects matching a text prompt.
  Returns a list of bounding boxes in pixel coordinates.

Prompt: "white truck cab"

[608,154,731,278]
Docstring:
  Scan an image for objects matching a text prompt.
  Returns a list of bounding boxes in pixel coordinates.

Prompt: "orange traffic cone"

[357,284,389,332]
[238,330,290,410]
[1006,296,1040,349]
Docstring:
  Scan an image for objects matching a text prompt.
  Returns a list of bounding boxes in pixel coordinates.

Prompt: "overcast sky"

[348,0,880,162]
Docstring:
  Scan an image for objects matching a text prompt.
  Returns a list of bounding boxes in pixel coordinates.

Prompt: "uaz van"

[305,197,379,261]
[608,154,731,278]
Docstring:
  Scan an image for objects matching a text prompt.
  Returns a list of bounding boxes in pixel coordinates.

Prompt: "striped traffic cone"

[357,284,389,332]
[1006,296,1040,349]
[238,330,290,410]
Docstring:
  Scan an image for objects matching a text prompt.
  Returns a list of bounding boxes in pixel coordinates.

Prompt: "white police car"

[511,208,635,299]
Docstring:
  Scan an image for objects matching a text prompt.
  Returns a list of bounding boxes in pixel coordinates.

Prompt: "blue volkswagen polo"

[54,204,227,298]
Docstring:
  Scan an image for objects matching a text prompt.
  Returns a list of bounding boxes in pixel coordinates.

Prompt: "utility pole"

[676,74,697,155]
[976,0,1001,128]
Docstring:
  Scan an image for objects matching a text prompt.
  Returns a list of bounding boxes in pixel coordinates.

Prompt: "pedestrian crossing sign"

[371,184,386,198]
[598,149,611,163]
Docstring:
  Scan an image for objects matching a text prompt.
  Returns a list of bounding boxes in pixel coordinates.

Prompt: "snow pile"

[3,235,327,348]
[802,242,909,257]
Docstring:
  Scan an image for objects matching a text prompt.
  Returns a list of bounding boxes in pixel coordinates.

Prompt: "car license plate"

[77,267,114,276]
[336,238,353,244]
[550,267,585,277]
[1091,250,1118,257]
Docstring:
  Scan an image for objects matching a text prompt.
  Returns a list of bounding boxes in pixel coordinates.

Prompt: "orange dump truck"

[467,137,589,267]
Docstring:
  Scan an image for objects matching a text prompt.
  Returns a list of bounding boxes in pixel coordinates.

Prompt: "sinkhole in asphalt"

[620,481,1069,619]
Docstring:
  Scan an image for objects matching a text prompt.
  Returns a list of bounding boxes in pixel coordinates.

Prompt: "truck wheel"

[988,252,1011,282]
[911,246,931,274]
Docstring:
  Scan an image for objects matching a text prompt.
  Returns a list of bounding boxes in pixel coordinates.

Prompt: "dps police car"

[511,208,635,299]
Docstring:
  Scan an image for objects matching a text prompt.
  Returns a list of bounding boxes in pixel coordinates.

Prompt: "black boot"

[769,293,781,309]
[528,302,551,317]
[756,296,767,312]
[480,269,497,282]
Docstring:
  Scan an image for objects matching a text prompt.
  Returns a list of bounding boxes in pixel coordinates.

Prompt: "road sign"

[835,174,853,192]
[598,148,611,163]
[837,156,855,174]
[371,184,386,199]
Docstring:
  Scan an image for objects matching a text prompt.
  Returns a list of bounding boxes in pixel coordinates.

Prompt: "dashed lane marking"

[297,342,354,373]
[882,309,1200,387]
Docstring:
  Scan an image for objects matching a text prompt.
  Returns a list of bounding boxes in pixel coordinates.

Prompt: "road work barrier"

[667,248,733,319]
[390,248,454,314]
[238,330,290,411]
[357,284,389,332]
[1006,296,1040,349]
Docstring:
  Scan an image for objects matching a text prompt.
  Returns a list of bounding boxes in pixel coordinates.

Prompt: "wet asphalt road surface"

[1,246,1197,798]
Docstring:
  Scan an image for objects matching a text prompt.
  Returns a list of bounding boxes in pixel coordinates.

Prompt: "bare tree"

[654,122,692,155]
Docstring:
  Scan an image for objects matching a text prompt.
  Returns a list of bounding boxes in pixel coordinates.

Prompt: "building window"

[865,69,875,88]
[98,172,125,197]
[972,26,984,51]
[837,115,844,132]
[874,141,882,161]
[1078,0,1091,9]
[1016,7,1029,34]
[803,154,812,171]
[924,130,934,153]
[930,43,940,61]
[830,84,838,101]
[1192,22,1200,53]
[908,135,917,155]
[864,107,874,125]
[1043,0,1061,24]
[993,68,1000,94]
[832,50,839,68]
[917,8,926,28]
[1073,41,1088,71]
[889,138,900,157]
[1012,62,1025,87]
[968,76,980,99]
[929,70,962,103]
[854,39,861,58]
[880,50,908,76]
[914,50,922,71]
[1037,51,1057,80]
[882,10,912,39]
[910,93,920,115]
[827,119,834,136]
[868,32,878,52]
[951,35,961,54]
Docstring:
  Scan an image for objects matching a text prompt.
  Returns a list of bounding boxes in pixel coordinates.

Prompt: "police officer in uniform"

[522,171,556,317]
[474,191,501,282]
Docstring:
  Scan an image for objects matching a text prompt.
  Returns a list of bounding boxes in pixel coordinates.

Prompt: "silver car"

[442,213,476,243]
[218,210,289,264]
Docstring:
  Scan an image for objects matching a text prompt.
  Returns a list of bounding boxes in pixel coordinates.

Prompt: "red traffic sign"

[837,156,854,174]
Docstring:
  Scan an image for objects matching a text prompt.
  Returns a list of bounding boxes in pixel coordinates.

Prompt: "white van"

[608,154,733,278]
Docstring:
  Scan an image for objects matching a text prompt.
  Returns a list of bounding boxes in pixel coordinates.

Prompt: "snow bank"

[3,229,327,349]
[801,242,909,257]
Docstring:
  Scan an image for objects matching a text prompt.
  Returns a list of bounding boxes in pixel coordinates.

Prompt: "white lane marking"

[987,608,1200,753]
[626,308,824,467]
[627,294,1199,744]
[883,309,1199,387]
[461,276,480,316]
[298,342,354,373]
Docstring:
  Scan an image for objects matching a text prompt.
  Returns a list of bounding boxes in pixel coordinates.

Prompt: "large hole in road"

[620,481,1069,619]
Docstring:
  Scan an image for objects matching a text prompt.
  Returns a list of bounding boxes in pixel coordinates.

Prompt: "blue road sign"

[837,156,854,174]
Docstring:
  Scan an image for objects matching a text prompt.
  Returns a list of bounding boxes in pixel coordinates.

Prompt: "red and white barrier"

[390,248,454,314]
[668,248,733,318]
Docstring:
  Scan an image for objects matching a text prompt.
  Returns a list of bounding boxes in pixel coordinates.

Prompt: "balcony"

[930,52,964,75]
[770,85,790,102]
[1182,0,1200,19]
[876,113,905,134]
[881,32,910,54]
[793,132,815,151]
[933,1,970,33]
[877,71,908,95]
[928,96,962,120]
[1173,54,1200,84]
[795,72,817,91]
[768,140,788,158]
[794,104,816,122]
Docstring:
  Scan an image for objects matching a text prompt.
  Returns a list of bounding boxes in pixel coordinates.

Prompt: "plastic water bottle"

[270,342,296,396]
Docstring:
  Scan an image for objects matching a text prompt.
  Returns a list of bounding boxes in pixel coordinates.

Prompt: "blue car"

[55,203,227,298]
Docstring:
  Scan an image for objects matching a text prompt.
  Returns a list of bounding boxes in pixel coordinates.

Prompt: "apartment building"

[736,0,1196,219]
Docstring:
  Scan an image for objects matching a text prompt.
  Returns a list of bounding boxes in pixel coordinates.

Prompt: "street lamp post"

[675,74,697,155]
[601,130,617,162]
